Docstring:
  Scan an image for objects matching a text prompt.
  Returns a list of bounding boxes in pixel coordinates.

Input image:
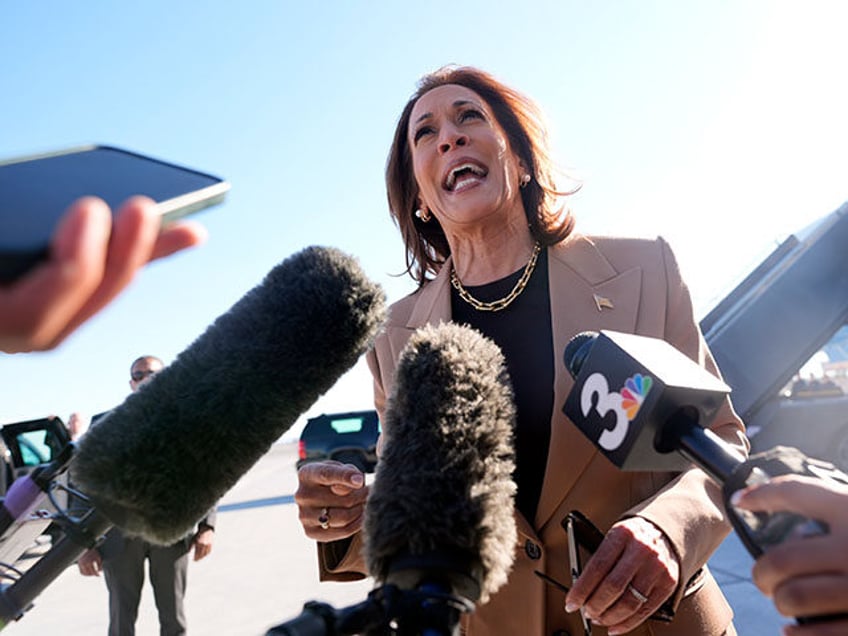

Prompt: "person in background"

[0,196,206,354]
[66,412,89,440]
[295,65,748,635]
[77,355,216,636]
[732,474,848,636]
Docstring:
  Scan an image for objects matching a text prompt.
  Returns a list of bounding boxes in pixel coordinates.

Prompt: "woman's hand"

[733,474,848,634]
[295,460,368,542]
[0,195,206,353]
[565,516,680,635]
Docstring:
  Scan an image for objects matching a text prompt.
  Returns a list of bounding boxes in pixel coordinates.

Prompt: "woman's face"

[407,84,525,231]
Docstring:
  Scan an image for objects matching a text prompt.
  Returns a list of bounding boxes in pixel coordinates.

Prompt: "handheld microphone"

[562,330,742,481]
[563,330,848,626]
[364,323,517,609]
[70,245,386,545]
[269,323,518,635]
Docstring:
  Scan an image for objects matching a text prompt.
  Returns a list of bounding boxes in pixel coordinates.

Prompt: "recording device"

[0,446,112,630]
[0,144,230,283]
[562,330,742,479]
[269,323,518,635]
[0,416,72,569]
[0,245,386,625]
[0,459,66,568]
[71,245,386,545]
[563,329,848,625]
[365,323,517,607]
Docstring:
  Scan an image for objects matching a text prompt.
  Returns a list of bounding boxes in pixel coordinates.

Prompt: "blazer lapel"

[381,259,454,365]
[407,259,453,328]
[535,237,643,529]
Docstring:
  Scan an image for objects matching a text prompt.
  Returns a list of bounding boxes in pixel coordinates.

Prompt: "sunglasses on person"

[131,368,158,382]
[534,510,674,636]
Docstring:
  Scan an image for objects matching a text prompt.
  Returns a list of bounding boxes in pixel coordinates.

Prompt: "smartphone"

[0,145,230,283]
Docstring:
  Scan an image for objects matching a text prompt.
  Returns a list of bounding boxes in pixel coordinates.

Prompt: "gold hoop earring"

[415,207,432,223]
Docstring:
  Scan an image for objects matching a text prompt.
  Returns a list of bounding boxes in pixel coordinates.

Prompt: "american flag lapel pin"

[593,293,614,312]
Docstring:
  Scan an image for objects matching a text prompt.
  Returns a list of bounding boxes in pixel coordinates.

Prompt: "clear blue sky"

[2,1,847,439]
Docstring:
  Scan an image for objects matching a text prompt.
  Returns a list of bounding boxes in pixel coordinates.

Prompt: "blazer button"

[524,539,541,560]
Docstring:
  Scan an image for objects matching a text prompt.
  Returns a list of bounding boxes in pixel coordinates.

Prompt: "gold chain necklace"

[450,243,542,312]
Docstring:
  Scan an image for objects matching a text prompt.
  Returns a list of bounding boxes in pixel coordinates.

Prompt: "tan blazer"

[320,234,749,635]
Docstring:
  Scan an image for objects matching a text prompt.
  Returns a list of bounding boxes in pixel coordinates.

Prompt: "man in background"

[77,355,216,636]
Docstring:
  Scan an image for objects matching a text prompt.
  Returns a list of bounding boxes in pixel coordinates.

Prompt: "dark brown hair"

[386,65,578,286]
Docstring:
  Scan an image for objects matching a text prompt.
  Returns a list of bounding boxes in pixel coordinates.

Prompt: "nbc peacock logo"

[620,373,653,420]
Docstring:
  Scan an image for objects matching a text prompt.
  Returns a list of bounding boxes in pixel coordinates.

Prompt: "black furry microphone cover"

[70,246,386,545]
[364,323,517,604]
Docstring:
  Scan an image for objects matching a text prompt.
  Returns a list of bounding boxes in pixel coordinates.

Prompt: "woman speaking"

[295,65,748,636]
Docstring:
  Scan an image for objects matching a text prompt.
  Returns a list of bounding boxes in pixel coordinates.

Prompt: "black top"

[451,249,554,522]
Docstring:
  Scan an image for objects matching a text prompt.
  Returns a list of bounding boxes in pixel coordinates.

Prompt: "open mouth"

[443,161,488,191]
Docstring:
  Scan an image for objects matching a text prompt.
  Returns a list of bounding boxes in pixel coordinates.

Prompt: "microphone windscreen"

[364,323,517,604]
[70,246,386,544]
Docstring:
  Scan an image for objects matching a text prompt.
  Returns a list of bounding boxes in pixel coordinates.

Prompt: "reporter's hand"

[295,460,367,543]
[77,548,102,577]
[0,195,206,353]
[733,474,848,634]
[565,516,680,635]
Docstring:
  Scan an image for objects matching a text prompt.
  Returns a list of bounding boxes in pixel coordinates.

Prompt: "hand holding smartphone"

[0,145,225,352]
[0,145,229,283]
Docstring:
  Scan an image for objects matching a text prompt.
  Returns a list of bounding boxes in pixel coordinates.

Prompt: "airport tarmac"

[2,442,788,635]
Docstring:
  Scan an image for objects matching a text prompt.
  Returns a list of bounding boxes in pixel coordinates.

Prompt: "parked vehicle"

[702,201,848,470]
[296,410,380,473]
[0,416,71,496]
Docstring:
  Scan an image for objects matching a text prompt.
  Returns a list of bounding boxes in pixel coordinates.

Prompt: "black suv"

[296,410,380,473]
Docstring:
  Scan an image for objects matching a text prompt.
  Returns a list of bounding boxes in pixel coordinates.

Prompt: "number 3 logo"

[580,372,629,451]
